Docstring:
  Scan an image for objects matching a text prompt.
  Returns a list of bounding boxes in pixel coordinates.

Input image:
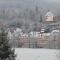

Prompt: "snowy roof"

[45,11,54,17]
[16,28,22,32]
[51,30,60,33]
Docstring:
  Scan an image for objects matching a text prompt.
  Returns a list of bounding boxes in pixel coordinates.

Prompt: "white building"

[45,11,54,21]
[29,31,41,37]
[20,33,28,38]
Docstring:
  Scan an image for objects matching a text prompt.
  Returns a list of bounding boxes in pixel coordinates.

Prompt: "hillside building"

[45,11,54,21]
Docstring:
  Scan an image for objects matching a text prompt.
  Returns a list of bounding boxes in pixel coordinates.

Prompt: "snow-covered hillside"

[15,48,60,60]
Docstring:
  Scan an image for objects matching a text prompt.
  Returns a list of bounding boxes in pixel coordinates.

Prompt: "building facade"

[45,11,54,21]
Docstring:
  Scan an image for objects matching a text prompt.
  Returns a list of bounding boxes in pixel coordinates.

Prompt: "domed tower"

[45,11,54,21]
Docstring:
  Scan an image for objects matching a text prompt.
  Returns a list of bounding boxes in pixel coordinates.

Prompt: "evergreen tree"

[0,29,16,60]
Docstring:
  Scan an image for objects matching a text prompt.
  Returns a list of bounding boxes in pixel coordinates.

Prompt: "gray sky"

[0,0,59,9]
[0,0,60,2]
[0,0,59,4]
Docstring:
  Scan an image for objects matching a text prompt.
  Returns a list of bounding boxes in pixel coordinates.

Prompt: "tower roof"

[45,11,54,17]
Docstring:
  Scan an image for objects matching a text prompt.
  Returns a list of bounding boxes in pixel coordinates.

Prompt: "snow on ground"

[15,48,60,60]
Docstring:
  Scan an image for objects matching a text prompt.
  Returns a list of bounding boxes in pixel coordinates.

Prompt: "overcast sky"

[0,0,59,4]
[0,0,59,9]
[0,0,60,3]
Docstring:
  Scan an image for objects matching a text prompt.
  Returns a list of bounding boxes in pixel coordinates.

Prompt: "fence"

[10,34,60,49]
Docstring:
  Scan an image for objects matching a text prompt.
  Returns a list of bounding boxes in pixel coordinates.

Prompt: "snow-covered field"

[15,48,60,60]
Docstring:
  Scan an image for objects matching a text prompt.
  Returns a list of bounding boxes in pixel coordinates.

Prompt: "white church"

[45,11,54,21]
